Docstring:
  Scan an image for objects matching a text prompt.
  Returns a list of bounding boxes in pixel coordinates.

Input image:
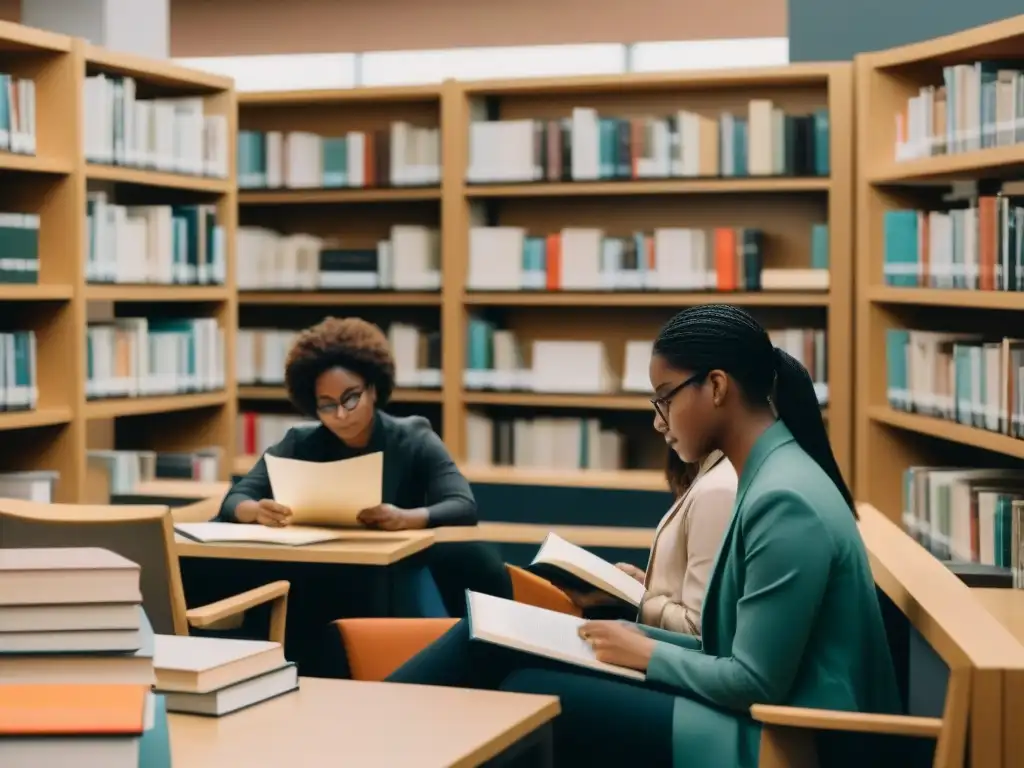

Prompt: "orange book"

[545,233,562,290]
[0,684,147,736]
[978,196,997,290]
[713,228,737,291]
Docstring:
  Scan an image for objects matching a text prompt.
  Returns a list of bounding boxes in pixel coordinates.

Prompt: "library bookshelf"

[854,15,1024,525]
[0,19,237,503]
[230,67,855,486]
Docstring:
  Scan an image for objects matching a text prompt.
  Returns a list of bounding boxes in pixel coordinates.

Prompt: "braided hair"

[653,304,854,514]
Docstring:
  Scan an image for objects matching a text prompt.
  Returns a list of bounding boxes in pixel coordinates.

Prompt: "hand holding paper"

[357,503,428,531]
[264,451,383,528]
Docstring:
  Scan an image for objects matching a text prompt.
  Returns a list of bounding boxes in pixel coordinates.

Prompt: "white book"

[162,663,299,716]
[467,591,644,681]
[174,522,348,547]
[528,533,645,607]
[154,634,285,694]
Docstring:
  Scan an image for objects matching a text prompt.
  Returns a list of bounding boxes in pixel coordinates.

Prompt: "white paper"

[264,452,383,527]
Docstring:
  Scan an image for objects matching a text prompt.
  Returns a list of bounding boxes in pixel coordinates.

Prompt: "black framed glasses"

[315,389,365,416]
[650,372,705,423]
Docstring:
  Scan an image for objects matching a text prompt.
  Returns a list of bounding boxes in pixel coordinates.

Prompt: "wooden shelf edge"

[869,144,1024,184]
[466,177,830,198]
[238,291,441,306]
[463,391,652,410]
[0,284,73,301]
[84,392,228,419]
[84,284,229,302]
[238,187,441,205]
[0,152,73,175]
[0,19,72,52]
[84,44,232,91]
[237,386,442,403]
[868,286,1024,310]
[239,84,443,105]
[435,521,656,548]
[464,291,830,307]
[0,408,73,431]
[85,163,231,192]
[868,405,1024,459]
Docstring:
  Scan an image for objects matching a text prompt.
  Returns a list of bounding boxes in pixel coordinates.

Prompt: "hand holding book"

[578,620,657,672]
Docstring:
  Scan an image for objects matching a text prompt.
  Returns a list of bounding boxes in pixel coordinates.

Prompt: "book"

[153,634,286,694]
[528,532,646,607]
[0,601,140,633]
[264,451,383,526]
[161,663,299,716]
[0,547,141,606]
[466,590,644,681]
[174,521,349,546]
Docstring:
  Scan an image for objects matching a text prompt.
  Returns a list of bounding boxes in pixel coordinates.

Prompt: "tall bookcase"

[854,15,1024,522]
[0,19,237,502]
[445,66,854,482]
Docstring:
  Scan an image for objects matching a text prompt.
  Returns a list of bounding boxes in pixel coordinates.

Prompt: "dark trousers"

[386,619,676,767]
[424,540,513,617]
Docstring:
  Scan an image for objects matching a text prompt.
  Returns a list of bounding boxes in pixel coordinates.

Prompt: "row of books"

[903,466,1024,585]
[466,412,627,470]
[86,193,226,285]
[83,73,230,178]
[895,61,1024,162]
[466,102,830,183]
[237,413,314,457]
[0,211,39,284]
[237,323,442,391]
[237,224,440,291]
[0,469,55,502]
[0,330,37,411]
[0,72,36,154]
[237,123,442,189]
[885,330,1024,438]
[88,448,221,494]
[465,321,829,400]
[883,197,1024,291]
[85,318,225,400]
[468,223,829,292]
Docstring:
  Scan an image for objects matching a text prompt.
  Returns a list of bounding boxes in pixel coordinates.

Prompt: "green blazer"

[641,421,902,768]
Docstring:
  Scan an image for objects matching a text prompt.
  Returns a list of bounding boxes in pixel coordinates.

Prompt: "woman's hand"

[616,562,646,583]
[578,621,657,672]
[563,588,619,609]
[255,499,293,527]
[357,503,429,531]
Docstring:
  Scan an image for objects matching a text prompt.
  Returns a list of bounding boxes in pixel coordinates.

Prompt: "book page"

[467,591,644,680]
[174,522,346,546]
[264,452,383,526]
[533,533,646,606]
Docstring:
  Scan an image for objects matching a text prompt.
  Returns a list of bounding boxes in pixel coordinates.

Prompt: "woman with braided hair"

[385,305,902,768]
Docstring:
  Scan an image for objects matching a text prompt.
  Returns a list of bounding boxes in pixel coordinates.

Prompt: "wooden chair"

[752,503,1024,768]
[0,498,289,644]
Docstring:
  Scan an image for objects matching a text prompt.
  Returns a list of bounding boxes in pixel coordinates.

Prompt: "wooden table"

[973,588,1024,646]
[169,677,560,768]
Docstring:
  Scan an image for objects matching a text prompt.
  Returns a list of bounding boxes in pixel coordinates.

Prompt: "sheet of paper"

[467,591,645,680]
[174,522,346,546]
[264,452,383,527]
[536,533,646,606]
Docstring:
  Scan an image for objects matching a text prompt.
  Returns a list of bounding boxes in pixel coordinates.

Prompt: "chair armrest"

[750,704,943,738]
[186,580,290,645]
[334,618,458,681]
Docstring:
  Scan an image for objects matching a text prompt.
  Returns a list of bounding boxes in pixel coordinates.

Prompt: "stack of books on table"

[154,634,298,716]
[0,547,170,767]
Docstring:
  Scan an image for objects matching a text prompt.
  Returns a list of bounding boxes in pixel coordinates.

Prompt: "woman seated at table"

[384,305,902,768]
[219,316,511,616]
[569,433,736,636]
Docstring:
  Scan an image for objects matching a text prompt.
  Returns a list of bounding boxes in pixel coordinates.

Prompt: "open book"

[174,522,349,547]
[527,532,646,607]
[264,452,383,527]
[466,591,644,680]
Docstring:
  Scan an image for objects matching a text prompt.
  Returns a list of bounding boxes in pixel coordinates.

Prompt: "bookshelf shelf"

[238,291,442,306]
[0,285,74,301]
[0,18,71,53]
[0,154,73,174]
[238,386,443,404]
[465,178,831,198]
[463,392,653,411]
[0,408,74,431]
[83,392,229,420]
[463,291,831,307]
[84,164,232,193]
[854,14,1024,547]
[84,285,231,302]
[238,188,442,205]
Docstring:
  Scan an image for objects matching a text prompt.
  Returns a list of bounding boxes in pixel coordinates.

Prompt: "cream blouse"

[638,450,738,635]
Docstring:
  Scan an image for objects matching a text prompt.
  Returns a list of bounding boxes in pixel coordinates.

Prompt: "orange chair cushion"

[334,618,458,682]
[506,564,582,617]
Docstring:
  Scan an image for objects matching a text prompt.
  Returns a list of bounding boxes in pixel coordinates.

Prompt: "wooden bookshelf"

[854,15,1024,522]
[0,20,237,502]
[443,65,854,483]
[234,85,446,453]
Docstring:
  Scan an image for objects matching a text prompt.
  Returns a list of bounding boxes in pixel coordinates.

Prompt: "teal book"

[138,694,171,768]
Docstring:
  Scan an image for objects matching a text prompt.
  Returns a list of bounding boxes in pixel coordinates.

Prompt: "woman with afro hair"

[219,317,512,624]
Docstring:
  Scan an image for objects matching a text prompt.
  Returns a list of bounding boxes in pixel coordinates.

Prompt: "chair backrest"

[506,564,582,617]
[858,503,1024,768]
[0,498,188,636]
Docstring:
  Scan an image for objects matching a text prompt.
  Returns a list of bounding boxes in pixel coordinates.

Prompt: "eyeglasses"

[650,372,705,423]
[315,389,365,416]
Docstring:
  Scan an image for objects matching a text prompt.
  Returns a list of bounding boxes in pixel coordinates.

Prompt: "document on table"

[174,522,349,546]
[466,591,645,680]
[264,452,383,527]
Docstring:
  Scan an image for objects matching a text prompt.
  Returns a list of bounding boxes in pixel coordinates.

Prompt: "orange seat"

[334,564,579,681]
